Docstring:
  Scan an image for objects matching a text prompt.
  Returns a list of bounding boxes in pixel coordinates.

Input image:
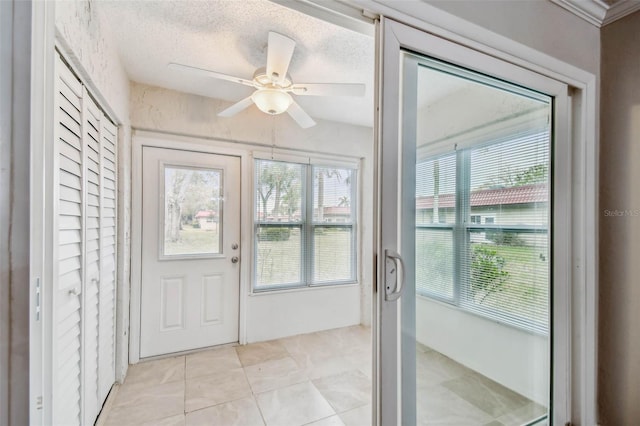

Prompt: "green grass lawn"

[256,227,353,287]
[473,243,549,325]
[164,226,220,256]
[415,229,549,327]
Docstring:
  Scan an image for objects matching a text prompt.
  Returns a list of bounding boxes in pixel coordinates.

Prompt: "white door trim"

[130,130,253,363]
[352,2,596,424]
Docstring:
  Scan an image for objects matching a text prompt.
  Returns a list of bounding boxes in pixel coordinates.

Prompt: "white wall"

[416,297,549,405]
[599,11,640,424]
[55,0,132,381]
[1,1,32,424]
[426,0,600,76]
[130,83,374,344]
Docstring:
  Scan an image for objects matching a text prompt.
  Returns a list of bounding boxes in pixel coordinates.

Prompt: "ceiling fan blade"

[290,83,366,97]
[218,96,254,117]
[266,32,296,85]
[168,62,254,87]
[287,100,316,129]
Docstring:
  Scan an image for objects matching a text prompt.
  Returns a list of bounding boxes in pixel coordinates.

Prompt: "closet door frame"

[38,46,121,426]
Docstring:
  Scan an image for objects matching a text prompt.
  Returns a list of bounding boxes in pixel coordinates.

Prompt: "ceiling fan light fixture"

[251,89,292,115]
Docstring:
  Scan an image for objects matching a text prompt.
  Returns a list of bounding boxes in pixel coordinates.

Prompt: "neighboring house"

[416,183,548,226]
[194,210,218,230]
[321,206,352,223]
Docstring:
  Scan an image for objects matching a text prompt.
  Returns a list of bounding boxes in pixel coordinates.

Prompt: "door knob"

[231,256,239,264]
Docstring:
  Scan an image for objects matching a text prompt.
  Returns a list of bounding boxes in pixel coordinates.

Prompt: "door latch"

[384,249,405,301]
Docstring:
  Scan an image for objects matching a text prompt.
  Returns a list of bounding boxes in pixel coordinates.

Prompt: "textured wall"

[599,11,640,425]
[0,1,31,424]
[55,0,132,381]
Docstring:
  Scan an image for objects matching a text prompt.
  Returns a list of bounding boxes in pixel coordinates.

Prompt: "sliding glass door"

[376,18,571,425]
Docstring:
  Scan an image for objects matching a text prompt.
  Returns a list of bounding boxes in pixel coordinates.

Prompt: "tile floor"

[98,326,546,426]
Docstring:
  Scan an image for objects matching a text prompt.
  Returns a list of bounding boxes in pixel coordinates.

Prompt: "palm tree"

[316,168,345,221]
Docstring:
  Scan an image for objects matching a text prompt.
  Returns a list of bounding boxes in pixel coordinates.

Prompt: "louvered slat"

[53,54,83,426]
[99,118,117,401]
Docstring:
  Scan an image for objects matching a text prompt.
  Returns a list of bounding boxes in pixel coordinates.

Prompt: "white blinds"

[416,130,550,333]
[254,159,357,290]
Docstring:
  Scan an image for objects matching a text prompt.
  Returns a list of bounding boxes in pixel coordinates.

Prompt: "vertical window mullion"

[305,165,313,286]
[454,149,470,306]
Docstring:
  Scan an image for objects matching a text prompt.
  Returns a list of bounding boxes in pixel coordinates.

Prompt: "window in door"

[254,158,357,290]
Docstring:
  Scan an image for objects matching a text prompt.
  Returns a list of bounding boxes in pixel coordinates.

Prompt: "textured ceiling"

[96,0,375,127]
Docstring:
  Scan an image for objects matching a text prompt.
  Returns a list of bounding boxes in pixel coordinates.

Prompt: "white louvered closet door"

[99,119,117,402]
[52,52,118,426]
[83,94,102,424]
[53,53,84,426]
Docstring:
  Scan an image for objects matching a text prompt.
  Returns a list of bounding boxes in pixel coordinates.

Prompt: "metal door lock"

[231,256,239,264]
[231,243,239,250]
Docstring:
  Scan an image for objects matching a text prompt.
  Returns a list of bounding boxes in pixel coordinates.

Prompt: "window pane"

[255,225,302,287]
[313,226,354,283]
[255,160,304,223]
[415,228,454,299]
[462,231,549,331]
[416,154,456,225]
[469,133,549,227]
[313,167,354,223]
[163,166,222,256]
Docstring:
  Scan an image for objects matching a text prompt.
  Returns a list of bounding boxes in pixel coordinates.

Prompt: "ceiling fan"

[168,31,366,128]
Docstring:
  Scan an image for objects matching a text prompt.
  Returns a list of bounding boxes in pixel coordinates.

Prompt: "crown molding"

[550,0,640,27]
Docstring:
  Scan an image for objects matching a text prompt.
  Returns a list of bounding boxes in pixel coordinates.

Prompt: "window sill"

[416,293,548,337]
[250,281,360,296]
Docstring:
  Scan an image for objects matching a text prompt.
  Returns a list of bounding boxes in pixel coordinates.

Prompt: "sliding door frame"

[356,2,597,425]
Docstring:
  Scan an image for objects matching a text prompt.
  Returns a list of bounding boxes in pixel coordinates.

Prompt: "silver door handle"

[385,249,405,301]
[231,256,239,264]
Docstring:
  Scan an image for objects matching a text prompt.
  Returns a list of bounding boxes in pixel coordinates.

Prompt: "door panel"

[377,18,569,426]
[140,147,241,358]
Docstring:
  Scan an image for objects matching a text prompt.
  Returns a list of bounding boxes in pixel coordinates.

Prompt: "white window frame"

[252,152,359,292]
[417,132,551,334]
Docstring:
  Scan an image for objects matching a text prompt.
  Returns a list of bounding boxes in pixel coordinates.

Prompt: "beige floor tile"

[442,372,530,418]
[186,346,242,379]
[141,413,185,426]
[256,381,335,426]
[313,370,371,413]
[125,356,185,386]
[236,340,290,367]
[416,385,493,425]
[495,401,548,426]
[104,381,184,426]
[244,356,308,394]
[339,404,371,426]
[279,331,340,362]
[185,396,265,426]
[185,367,252,412]
[416,350,472,387]
[297,353,360,381]
[305,415,346,425]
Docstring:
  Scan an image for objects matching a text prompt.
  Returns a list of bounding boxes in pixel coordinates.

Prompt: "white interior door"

[377,17,571,425]
[140,147,241,358]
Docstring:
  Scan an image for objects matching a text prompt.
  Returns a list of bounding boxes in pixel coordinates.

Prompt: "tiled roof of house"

[416,183,547,209]
[195,210,217,218]
[323,206,351,216]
